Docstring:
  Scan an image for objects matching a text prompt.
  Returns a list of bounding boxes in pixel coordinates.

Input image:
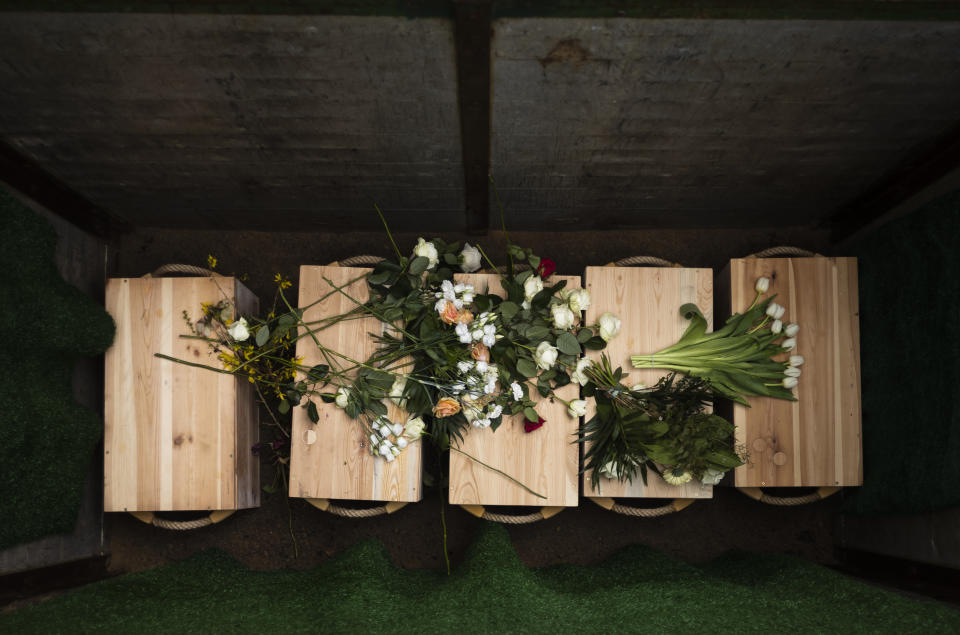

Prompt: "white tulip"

[379,424,392,438]
[789,355,804,367]
[227,317,250,342]
[774,304,786,320]
[598,312,621,342]
[785,323,799,337]
[781,338,796,351]
[765,302,782,318]
[755,277,770,293]
[391,422,404,437]
[784,367,802,378]
[572,358,593,386]
[567,399,588,418]
[534,341,558,370]
[413,237,439,269]
[523,275,544,301]
[334,387,351,409]
[460,242,481,273]
[551,303,576,330]
[770,319,782,334]
[782,376,799,389]
[564,288,592,313]
[378,442,392,456]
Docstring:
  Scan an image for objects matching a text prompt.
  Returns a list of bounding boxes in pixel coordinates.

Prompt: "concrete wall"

[1,13,959,231]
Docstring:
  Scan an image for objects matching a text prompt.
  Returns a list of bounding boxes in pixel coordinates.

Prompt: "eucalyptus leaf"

[255,325,270,347]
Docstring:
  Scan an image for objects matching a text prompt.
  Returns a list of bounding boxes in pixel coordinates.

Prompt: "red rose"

[524,416,545,433]
[536,258,556,278]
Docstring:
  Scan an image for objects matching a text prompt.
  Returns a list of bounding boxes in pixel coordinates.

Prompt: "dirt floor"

[104,224,841,575]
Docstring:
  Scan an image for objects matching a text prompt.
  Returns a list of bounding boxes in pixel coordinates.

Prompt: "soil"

[104,224,841,576]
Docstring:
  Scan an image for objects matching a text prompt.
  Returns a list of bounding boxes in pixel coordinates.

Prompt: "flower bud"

[774,304,786,320]
[782,376,798,389]
[789,355,804,367]
[784,367,801,378]
[781,338,796,351]
[396,437,408,449]
[765,302,781,318]
[391,423,404,437]
[567,399,588,418]
[770,319,782,334]
[784,323,799,337]
[379,424,391,438]
[755,277,770,293]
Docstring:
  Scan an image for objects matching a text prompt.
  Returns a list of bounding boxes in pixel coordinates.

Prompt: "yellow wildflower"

[207,254,218,269]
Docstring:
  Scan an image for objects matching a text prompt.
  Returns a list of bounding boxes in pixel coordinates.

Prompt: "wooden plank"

[104,276,255,511]
[729,257,863,488]
[448,273,580,508]
[233,282,261,510]
[583,266,715,499]
[288,265,422,502]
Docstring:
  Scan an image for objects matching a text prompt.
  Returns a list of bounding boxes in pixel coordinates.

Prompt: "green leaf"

[278,400,291,415]
[443,252,459,265]
[499,301,519,321]
[368,270,391,285]
[525,325,551,341]
[517,358,538,378]
[523,407,540,423]
[255,325,270,347]
[408,256,429,275]
[576,328,593,343]
[307,401,320,423]
[307,364,329,382]
[556,331,581,356]
[584,336,606,350]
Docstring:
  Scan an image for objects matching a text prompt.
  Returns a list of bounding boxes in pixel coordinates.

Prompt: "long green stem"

[449,447,546,499]
[374,203,402,261]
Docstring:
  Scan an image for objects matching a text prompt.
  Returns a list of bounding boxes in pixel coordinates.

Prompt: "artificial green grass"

[0,191,115,549]
[2,523,956,633]
[847,190,960,515]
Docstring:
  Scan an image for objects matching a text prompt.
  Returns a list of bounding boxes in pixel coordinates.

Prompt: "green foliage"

[0,191,115,549]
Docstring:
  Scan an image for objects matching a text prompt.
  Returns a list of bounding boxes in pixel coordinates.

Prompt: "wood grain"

[448,274,580,508]
[104,276,260,512]
[729,257,862,487]
[288,266,422,502]
[583,266,715,499]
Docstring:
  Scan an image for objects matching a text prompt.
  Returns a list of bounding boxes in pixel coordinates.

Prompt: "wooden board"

[289,266,421,502]
[104,276,260,512]
[583,266,715,499]
[727,257,862,487]
[448,274,580,508]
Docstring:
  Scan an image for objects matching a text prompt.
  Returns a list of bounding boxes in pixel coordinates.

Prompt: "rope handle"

[607,255,684,268]
[590,497,695,517]
[327,255,386,267]
[128,510,235,530]
[739,486,840,506]
[460,504,565,524]
[306,498,408,518]
[746,246,823,258]
[142,264,222,278]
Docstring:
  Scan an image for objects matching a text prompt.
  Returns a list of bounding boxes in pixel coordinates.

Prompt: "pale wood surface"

[104,276,260,512]
[729,257,862,487]
[448,274,580,508]
[583,266,715,499]
[289,266,422,502]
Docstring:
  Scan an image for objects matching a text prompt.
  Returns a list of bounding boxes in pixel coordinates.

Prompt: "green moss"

[2,523,957,632]
[0,191,115,549]
[847,190,960,514]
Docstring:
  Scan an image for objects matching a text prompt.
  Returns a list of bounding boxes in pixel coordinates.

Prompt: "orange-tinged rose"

[440,301,459,324]
[433,397,461,418]
[471,342,490,362]
[455,309,474,325]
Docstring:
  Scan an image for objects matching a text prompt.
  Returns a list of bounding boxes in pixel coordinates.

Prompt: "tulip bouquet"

[630,277,804,406]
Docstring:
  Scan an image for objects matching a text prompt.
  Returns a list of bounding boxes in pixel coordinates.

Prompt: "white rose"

[550,303,575,330]
[565,288,592,313]
[598,312,621,342]
[701,468,724,486]
[227,317,250,342]
[460,242,481,273]
[567,399,588,418]
[413,237,439,269]
[403,416,426,440]
[523,276,544,301]
[388,375,408,407]
[572,358,593,386]
[334,387,351,409]
[533,341,558,370]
